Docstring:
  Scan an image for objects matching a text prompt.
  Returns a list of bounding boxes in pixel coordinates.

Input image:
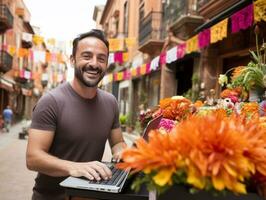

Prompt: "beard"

[74,64,105,87]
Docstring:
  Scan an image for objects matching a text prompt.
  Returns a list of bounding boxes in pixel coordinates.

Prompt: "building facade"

[96,0,265,129]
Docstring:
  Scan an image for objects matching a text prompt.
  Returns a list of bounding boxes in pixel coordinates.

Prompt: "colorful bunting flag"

[211,18,228,43]
[231,4,254,33]
[177,43,186,59]
[33,35,44,45]
[131,68,137,77]
[166,46,177,64]
[114,52,123,64]
[150,56,160,71]
[122,52,129,62]
[125,38,136,47]
[140,64,146,75]
[108,53,115,64]
[198,29,210,49]
[18,48,29,57]
[109,38,124,52]
[159,52,166,65]
[8,46,16,56]
[186,35,199,53]
[254,0,266,22]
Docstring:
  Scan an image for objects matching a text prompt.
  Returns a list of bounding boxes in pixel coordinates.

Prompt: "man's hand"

[68,161,112,181]
[111,142,127,162]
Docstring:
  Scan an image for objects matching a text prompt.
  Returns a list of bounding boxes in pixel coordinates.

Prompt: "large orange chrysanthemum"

[173,113,266,193]
[159,97,192,121]
[117,131,185,186]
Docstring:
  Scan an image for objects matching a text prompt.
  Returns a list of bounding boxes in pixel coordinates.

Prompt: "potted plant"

[219,25,266,102]
[119,114,127,132]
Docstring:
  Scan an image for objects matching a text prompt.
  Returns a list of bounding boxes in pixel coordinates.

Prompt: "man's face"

[71,37,108,87]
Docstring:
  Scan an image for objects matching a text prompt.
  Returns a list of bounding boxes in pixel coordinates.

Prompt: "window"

[139,3,145,24]
[123,1,128,37]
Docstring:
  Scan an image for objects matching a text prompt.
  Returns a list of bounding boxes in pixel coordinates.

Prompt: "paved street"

[0,122,36,200]
[0,121,138,200]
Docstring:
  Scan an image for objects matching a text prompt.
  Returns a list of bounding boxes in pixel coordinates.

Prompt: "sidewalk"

[0,122,36,200]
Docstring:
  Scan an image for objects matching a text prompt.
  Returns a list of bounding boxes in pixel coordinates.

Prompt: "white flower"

[218,74,228,87]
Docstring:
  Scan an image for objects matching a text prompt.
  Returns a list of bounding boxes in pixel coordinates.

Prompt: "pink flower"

[158,118,175,132]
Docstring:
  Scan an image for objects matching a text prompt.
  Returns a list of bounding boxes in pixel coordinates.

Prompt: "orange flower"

[241,102,259,116]
[173,114,254,193]
[117,130,184,186]
[220,88,240,98]
[194,100,203,108]
[231,66,244,80]
[159,96,192,121]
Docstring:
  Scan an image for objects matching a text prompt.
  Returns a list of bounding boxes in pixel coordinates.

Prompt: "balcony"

[0,4,13,33]
[22,31,33,48]
[138,11,164,54]
[197,0,241,19]
[162,0,203,39]
[0,50,13,73]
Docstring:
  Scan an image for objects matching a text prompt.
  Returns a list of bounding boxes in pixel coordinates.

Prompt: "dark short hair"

[72,29,109,57]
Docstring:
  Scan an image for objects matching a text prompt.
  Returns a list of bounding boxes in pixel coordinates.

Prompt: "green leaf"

[250,50,259,63]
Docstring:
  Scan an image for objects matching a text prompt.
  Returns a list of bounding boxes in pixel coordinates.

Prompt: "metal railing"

[0,50,13,73]
[139,11,163,46]
[0,4,14,30]
[162,0,189,26]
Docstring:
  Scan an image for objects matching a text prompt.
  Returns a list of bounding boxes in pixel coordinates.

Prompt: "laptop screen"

[142,115,163,141]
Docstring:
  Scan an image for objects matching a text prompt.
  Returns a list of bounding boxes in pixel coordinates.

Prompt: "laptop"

[60,114,163,193]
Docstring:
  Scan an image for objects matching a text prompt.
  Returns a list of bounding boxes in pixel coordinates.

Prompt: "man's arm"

[108,127,127,162]
[26,129,112,180]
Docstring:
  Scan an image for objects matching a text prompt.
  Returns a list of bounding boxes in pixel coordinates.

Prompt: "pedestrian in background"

[26,29,127,200]
[3,105,13,132]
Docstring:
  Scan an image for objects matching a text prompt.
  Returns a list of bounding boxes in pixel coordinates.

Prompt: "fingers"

[95,162,112,178]
[70,161,113,181]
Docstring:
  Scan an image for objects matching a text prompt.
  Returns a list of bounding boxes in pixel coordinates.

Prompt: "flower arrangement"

[117,111,266,196]
[159,96,192,121]
[218,25,266,100]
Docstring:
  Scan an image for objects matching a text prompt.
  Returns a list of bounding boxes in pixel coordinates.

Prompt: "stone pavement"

[0,122,36,200]
[0,122,139,200]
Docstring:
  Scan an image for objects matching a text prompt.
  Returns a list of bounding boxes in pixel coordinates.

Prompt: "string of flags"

[102,1,265,86]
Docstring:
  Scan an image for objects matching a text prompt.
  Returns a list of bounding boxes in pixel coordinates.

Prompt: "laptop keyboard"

[83,163,127,186]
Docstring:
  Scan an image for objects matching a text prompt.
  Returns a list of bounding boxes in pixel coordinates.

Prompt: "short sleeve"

[30,93,58,131]
[112,97,120,129]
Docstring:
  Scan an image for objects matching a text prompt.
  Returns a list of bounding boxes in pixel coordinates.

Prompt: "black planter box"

[149,185,263,200]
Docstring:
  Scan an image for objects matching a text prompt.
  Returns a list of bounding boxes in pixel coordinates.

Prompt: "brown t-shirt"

[30,82,120,200]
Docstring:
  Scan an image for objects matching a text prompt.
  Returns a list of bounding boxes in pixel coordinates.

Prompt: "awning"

[0,70,16,92]
[21,88,32,96]
[194,0,253,34]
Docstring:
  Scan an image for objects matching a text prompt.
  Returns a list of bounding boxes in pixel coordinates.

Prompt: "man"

[26,29,127,200]
[3,105,13,132]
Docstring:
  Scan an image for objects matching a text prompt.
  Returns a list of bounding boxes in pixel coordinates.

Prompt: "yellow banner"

[33,35,44,45]
[123,52,129,62]
[186,35,198,54]
[211,18,228,43]
[109,38,124,52]
[8,46,16,56]
[117,72,123,81]
[131,68,137,77]
[125,38,136,47]
[140,64,146,75]
[254,0,266,22]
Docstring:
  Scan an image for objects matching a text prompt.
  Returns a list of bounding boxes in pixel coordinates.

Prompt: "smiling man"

[26,29,126,200]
